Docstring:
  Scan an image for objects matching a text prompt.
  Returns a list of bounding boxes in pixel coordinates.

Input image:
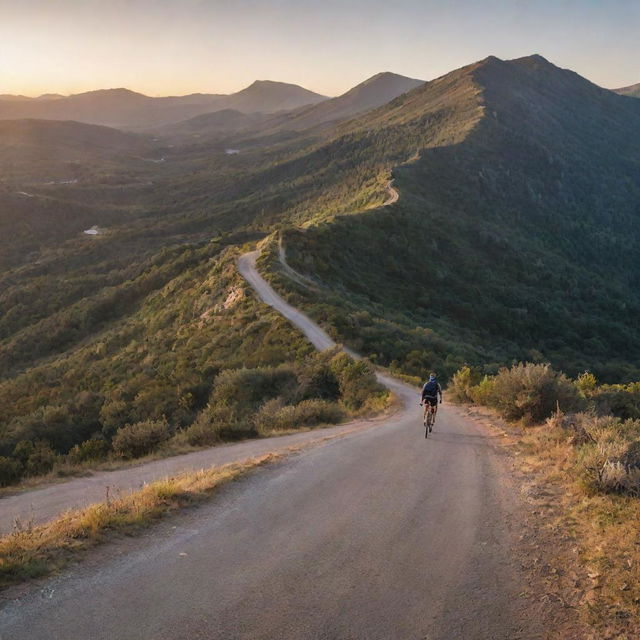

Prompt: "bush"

[448,366,482,403]
[575,371,597,398]
[13,440,35,467]
[211,366,298,414]
[68,438,110,464]
[591,384,640,420]
[0,456,22,487]
[469,376,497,405]
[489,362,583,423]
[183,404,238,446]
[112,419,171,458]
[189,402,255,442]
[576,418,640,496]
[25,441,57,476]
[183,418,221,447]
[330,353,384,411]
[296,360,340,401]
[100,400,135,439]
[253,398,345,434]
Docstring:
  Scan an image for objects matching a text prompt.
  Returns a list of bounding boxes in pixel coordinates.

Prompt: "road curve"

[0,234,553,639]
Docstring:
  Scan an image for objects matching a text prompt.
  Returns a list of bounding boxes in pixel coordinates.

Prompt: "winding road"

[0,185,559,638]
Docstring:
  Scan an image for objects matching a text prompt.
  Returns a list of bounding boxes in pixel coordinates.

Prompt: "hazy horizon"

[1,0,639,97]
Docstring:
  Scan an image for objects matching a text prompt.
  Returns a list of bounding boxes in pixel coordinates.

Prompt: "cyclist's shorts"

[423,396,438,407]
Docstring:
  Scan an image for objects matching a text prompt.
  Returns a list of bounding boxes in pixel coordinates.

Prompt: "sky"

[1,0,638,97]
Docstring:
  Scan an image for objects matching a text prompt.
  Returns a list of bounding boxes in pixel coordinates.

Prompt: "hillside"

[0,81,326,128]
[3,53,640,481]
[261,72,424,131]
[0,118,149,152]
[614,82,640,98]
[0,119,155,185]
[268,55,640,381]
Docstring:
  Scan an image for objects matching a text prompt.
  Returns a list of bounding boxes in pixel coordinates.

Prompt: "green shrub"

[469,376,497,405]
[25,441,57,476]
[68,438,110,464]
[591,383,640,420]
[100,400,135,439]
[448,366,482,403]
[0,456,22,487]
[112,419,171,458]
[330,353,383,411]
[296,359,340,401]
[575,371,598,398]
[183,404,239,446]
[211,366,298,414]
[12,440,35,467]
[253,398,345,434]
[489,362,583,423]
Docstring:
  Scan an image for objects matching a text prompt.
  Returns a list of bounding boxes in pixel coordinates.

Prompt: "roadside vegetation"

[449,362,640,636]
[0,342,385,488]
[0,238,387,488]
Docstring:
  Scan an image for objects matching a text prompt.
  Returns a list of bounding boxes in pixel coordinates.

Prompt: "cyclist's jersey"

[421,381,442,399]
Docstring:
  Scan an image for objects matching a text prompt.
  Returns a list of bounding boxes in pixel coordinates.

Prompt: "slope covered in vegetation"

[271,55,640,381]
[3,54,640,485]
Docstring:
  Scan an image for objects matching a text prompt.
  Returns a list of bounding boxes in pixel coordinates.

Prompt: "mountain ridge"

[0,81,327,128]
[254,71,424,133]
[614,82,640,98]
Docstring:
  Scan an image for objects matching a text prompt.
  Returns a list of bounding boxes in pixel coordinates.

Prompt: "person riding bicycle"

[421,373,443,430]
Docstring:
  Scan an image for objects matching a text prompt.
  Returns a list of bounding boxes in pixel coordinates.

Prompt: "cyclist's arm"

[438,383,443,402]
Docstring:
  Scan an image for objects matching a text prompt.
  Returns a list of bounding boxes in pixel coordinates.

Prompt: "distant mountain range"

[261,72,425,131]
[162,72,424,138]
[0,81,327,128]
[614,82,640,98]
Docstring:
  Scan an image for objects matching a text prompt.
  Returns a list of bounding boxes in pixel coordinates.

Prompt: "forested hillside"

[3,54,640,483]
[270,55,640,381]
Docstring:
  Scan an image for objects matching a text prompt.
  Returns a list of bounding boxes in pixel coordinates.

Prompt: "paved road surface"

[0,419,385,535]
[0,238,551,639]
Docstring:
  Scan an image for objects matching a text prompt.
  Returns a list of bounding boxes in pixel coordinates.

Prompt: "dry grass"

[515,423,640,638]
[0,453,279,589]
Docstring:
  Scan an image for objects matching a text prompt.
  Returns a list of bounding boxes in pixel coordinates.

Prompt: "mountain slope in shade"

[0,118,149,151]
[614,82,640,98]
[276,54,640,379]
[0,118,153,184]
[0,81,326,128]
[159,108,270,138]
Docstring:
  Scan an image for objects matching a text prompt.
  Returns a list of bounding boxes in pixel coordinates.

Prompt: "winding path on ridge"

[0,180,565,639]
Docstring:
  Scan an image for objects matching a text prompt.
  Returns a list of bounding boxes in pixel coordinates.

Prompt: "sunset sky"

[1,0,638,97]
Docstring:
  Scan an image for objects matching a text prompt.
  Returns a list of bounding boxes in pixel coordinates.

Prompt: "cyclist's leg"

[429,400,436,430]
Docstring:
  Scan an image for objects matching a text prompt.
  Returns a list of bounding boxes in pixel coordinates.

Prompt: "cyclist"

[421,373,443,431]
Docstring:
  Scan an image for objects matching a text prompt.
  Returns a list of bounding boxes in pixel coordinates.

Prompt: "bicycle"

[421,401,437,438]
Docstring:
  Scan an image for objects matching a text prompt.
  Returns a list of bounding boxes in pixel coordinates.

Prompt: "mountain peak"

[614,82,640,98]
[245,79,306,90]
[73,87,147,98]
